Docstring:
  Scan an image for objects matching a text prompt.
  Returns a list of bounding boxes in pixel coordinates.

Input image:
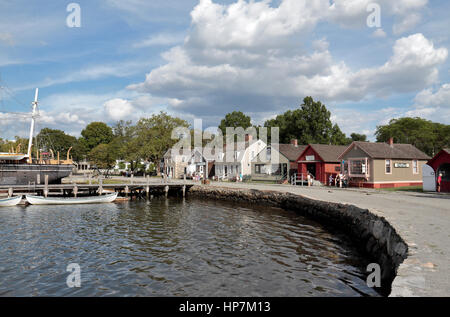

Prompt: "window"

[413,160,418,174]
[385,159,392,174]
[255,164,266,174]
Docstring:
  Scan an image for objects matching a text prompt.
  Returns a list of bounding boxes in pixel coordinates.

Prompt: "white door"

[422,164,436,192]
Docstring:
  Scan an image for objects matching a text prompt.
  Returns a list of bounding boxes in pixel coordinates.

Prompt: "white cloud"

[414,84,450,108]
[15,59,154,92]
[404,83,450,123]
[372,28,387,38]
[132,33,185,48]
[392,13,422,35]
[129,2,447,117]
[329,0,428,34]
[103,98,135,120]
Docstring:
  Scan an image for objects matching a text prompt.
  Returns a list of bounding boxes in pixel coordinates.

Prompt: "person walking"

[437,173,442,193]
[329,174,333,186]
[307,173,311,187]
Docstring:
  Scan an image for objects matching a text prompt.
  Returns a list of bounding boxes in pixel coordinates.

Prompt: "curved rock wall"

[188,185,408,296]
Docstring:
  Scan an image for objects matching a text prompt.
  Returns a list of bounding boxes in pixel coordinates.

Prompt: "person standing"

[307,173,311,187]
[329,174,333,186]
[437,173,442,193]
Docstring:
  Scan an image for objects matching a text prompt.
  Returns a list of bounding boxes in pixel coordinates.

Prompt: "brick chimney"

[291,139,298,147]
[388,137,394,147]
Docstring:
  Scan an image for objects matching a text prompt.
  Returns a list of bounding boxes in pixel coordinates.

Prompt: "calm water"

[0,197,379,297]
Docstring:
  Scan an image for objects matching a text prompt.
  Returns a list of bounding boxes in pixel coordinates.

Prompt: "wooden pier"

[0,175,195,199]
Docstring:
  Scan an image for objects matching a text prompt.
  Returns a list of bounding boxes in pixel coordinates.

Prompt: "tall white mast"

[27,88,39,163]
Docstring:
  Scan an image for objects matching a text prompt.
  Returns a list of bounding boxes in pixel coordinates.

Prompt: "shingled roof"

[341,141,431,160]
[307,144,349,162]
[277,144,307,162]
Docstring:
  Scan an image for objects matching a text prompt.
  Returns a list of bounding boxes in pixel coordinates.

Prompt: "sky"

[0,0,449,140]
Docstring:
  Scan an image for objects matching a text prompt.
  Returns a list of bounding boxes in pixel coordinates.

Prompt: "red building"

[427,148,450,192]
[296,144,348,185]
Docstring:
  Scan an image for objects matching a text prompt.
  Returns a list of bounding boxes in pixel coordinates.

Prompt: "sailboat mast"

[27,88,39,163]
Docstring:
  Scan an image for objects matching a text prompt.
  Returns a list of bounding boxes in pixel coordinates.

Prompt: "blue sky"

[0,0,449,140]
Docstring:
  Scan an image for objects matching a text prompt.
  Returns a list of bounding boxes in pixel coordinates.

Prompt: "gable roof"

[339,141,431,160]
[427,148,450,167]
[304,144,348,162]
[277,144,307,162]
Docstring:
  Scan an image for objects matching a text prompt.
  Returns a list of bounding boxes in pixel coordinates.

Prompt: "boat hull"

[0,196,23,207]
[0,164,74,185]
[25,193,118,205]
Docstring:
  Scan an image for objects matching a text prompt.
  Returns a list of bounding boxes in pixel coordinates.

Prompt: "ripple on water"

[0,197,380,297]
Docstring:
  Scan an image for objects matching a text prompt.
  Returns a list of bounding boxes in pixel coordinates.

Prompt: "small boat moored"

[25,193,118,205]
[0,196,23,207]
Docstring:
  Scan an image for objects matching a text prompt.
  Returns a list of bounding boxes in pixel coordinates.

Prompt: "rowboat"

[25,193,118,205]
[0,196,23,207]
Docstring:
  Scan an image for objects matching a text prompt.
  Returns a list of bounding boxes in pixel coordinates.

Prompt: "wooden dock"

[0,176,195,199]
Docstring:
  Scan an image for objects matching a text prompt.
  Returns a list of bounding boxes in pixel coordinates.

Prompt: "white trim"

[385,159,392,174]
[412,159,419,175]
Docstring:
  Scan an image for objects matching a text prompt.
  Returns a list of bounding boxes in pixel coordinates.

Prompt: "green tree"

[350,133,367,142]
[264,96,345,145]
[219,111,252,139]
[36,128,77,157]
[88,143,118,171]
[375,117,449,156]
[130,112,189,173]
[71,138,89,162]
[330,124,348,145]
[80,122,114,151]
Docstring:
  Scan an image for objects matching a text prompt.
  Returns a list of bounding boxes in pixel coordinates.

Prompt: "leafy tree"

[264,96,345,145]
[80,122,114,151]
[350,133,367,142]
[219,111,252,140]
[88,143,118,171]
[111,120,136,162]
[130,112,189,173]
[375,117,450,157]
[71,138,89,162]
[36,128,77,157]
[330,124,348,145]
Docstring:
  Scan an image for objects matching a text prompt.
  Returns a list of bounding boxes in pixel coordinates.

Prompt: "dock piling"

[99,177,103,195]
[44,175,49,198]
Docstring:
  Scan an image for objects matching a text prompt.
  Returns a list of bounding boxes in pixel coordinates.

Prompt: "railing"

[290,173,309,186]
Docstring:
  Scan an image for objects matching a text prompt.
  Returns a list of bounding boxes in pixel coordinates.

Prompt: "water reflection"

[0,198,379,297]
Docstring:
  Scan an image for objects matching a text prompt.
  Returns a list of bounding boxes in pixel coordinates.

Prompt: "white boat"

[25,193,118,205]
[0,196,23,207]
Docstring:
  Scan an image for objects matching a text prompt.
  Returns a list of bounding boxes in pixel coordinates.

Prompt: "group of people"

[329,173,348,188]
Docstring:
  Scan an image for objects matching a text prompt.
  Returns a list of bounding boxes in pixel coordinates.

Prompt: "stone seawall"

[188,185,408,296]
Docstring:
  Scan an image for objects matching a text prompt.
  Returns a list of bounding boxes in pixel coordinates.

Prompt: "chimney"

[388,137,394,147]
[245,134,253,142]
[291,139,298,147]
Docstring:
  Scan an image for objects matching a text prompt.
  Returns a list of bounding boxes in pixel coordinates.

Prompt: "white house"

[186,148,216,179]
[214,136,267,180]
